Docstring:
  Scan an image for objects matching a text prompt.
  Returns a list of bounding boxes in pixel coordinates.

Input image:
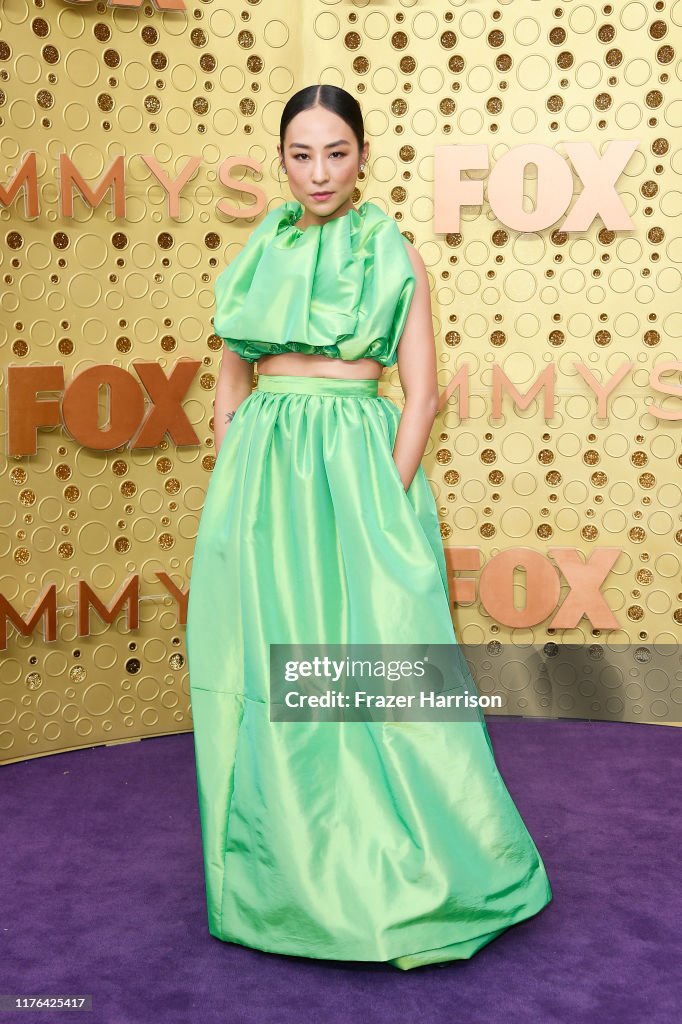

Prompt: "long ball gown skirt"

[186,373,552,970]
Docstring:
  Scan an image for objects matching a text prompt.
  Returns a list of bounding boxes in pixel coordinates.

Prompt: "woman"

[186,84,552,970]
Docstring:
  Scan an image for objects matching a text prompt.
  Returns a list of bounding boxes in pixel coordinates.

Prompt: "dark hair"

[280,85,364,155]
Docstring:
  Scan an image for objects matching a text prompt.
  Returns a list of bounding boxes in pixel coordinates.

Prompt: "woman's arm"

[392,242,440,491]
[214,348,255,454]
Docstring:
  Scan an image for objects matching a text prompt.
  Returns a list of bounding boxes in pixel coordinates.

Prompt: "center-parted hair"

[279,84,365,155]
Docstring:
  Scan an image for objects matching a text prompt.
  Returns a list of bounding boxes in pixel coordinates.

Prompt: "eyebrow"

[287,140,351,150]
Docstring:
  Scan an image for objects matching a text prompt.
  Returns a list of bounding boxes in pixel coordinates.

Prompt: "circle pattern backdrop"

[0,0,681,761]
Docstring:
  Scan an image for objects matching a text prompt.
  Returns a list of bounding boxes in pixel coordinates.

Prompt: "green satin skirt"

[186,373,552,970]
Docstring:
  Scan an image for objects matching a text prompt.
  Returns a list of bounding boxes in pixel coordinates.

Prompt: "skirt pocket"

[381,440,437,547]
[374,417,451,608]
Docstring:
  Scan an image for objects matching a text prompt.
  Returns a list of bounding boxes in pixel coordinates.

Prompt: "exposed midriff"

[257,350,384,380]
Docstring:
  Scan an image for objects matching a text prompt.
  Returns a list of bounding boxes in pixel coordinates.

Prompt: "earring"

[280,164,287,175]
[360,163,366,171]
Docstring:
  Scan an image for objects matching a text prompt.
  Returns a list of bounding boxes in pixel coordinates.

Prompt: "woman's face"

[278,105,369,221]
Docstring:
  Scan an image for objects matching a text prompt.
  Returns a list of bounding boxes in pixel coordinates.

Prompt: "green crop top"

[212,199,417,367]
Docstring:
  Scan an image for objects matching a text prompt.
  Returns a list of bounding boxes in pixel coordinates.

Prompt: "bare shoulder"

[402,237,428,282]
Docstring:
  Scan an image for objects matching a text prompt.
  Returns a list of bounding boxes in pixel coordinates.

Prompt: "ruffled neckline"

[272,199,376,248]
[213,194,417,365]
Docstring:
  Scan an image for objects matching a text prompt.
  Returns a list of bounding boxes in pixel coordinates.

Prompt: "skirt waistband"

[256,374,379,397]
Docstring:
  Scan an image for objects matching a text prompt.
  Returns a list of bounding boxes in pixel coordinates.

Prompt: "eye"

[292,151,348,160]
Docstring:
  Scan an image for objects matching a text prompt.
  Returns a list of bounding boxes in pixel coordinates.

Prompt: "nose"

[311,160,330,185]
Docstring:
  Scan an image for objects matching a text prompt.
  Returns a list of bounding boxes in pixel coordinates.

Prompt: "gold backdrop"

[1,0,681,764]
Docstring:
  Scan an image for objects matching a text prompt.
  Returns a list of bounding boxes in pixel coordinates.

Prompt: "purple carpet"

[2,718,679,1024]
